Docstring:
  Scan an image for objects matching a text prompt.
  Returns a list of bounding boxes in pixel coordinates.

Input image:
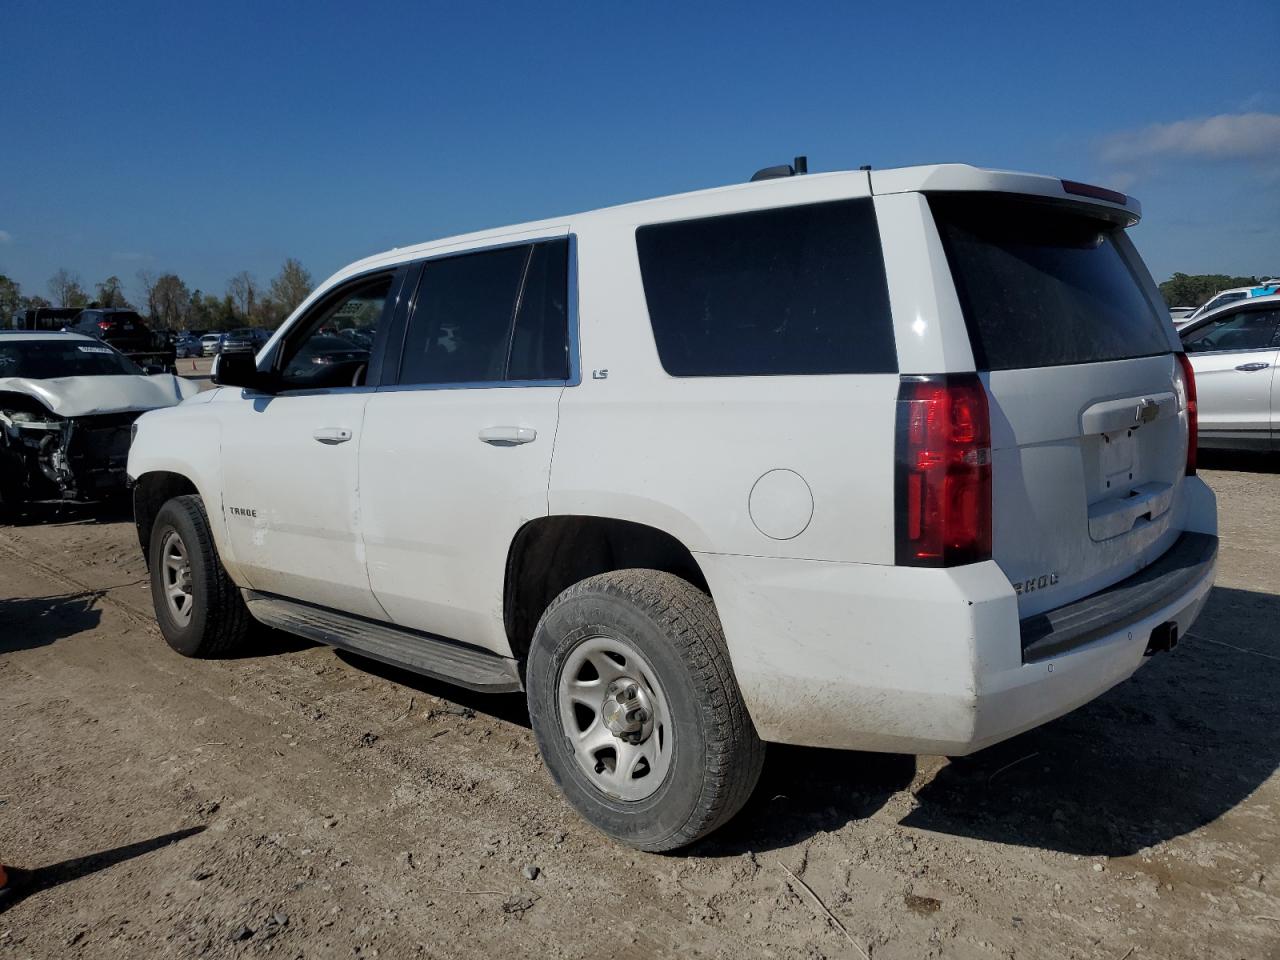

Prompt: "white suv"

[128,164,1218,850]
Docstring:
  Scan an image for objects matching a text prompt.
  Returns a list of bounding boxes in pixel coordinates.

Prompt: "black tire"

[0,444,25,524]
[149,494,252,657]
[526,569,765,852]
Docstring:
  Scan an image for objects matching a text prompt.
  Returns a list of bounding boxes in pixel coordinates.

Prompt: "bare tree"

[136,269,158,320]
[48,268,88,308]
[227,271,258,322]
[94,275,131,308]
[0,274,22,326]
[268,258,313,319]
[151,274,191,329]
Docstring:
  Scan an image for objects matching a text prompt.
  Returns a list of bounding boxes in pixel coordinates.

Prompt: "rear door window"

[507,239,570,381]
[930,194,1170,371]
[397,239,571,386]
[1182,308,1280,354]
[635,199,895,377]
[399,246,527,385]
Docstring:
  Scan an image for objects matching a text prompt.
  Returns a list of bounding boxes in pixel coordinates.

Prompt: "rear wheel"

[0,444,26,524]
[526,569,764,851]
[149,495,251,657]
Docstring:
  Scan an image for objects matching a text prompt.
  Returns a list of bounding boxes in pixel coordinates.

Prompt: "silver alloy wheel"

[160,529,194,626]
[557,634,674,801]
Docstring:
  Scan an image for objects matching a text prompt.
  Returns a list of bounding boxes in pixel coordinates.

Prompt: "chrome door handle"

[1235,362,1270,371]
[313,427,352,445]
[478,426,536,445]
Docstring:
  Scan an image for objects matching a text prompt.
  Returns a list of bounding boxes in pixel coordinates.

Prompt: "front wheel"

[526,569,765,852]
[148,494,251,657]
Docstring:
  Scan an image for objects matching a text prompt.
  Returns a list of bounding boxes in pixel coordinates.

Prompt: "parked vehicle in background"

[175,334,203,359]
[66,309,153,353]
[129,162,1217,850]
[1184,281,1280,323]
[64,308,176,372]
[1179,292,1280,450]
[0,332,197,515]
[219,328,272,355]
[337,327,374,349]
[1170,306,1198,326]
[10,307,82,332]
[201,333,225,356]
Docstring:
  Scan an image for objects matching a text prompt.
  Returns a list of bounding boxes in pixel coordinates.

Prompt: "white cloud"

[0,230,12,244]
[1100,112,1280,164]
[1105,171,1138,192]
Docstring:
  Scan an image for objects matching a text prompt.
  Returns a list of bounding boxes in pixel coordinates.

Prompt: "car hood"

[0,374,199,417]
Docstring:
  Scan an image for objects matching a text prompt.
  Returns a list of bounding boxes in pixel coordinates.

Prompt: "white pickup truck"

[128,163,1217,850]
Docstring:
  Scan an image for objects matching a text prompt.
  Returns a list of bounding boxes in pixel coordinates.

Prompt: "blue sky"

[1,0,1277,306]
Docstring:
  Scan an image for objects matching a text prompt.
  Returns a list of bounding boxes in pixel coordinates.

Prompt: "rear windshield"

[930,194,1170,371]
[635,198,896,377]
[0,339,142,378]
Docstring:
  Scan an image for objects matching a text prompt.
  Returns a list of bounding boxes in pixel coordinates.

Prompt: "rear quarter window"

[930,194,1170,371]
[635,198,896,377]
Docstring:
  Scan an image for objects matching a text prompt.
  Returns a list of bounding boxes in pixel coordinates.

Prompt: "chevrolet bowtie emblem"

[1135,398,1160,425]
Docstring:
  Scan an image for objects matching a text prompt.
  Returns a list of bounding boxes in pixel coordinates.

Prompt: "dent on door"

[219,393,381,619]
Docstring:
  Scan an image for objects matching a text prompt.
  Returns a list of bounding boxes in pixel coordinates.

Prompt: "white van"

[128,163,1217,850]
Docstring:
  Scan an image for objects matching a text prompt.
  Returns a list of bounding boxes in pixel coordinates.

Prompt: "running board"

[242,591,523,693]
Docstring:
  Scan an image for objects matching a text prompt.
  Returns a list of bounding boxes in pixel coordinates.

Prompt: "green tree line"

[0,259,314,332]
[5,266,1274,332]
[1157,273,1275,308]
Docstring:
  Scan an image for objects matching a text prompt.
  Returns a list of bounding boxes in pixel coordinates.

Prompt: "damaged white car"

[0,332,198,512]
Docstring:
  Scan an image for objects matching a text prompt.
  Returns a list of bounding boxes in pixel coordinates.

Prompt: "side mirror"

[212,351,272,392]
[143,363,167,375]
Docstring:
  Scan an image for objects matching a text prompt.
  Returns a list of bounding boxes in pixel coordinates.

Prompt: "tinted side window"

[279,277,390,390]
[399,240,571,385]
[508,239,570,381]
[1182,309,1280,354]
[399,246,529,385]
[1206,293,1247,312]
[931,194,1170,371]
[635,199,895,377]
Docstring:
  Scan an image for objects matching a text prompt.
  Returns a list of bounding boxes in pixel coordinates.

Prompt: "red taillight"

[895,374,992,567]
[97,320,112,331]
[1176,352,1198,476]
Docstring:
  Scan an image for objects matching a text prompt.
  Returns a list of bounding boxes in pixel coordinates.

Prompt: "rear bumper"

[1020,532,1216,662]
[699,531,1216,756]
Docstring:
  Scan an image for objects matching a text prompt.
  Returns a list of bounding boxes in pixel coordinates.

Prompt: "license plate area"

[1086,426,1172,541]
[1098,427,1138,494]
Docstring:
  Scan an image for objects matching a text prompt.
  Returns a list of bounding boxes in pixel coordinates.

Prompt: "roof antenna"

[750,154,809,183]
[750,163,792,182]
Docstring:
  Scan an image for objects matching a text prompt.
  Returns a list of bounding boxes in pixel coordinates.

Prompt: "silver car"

[1180,293,1280,451]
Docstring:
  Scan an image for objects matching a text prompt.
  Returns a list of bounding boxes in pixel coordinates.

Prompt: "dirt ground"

[1,455,1278,960]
